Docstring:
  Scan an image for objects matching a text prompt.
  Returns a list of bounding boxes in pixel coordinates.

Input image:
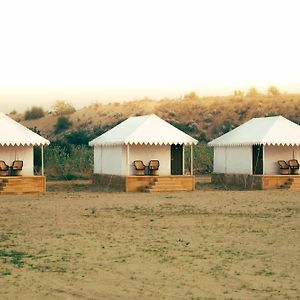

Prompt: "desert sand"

[0,188,299,299]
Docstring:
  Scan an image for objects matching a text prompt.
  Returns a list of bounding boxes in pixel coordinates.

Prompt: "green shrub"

[222,119,233,134]
[246,87,259,97]
[52,100,76,115]
[65,130,91,145]
[168,121,194,134]
[44,145,93,179]
[54,117,72,134]
[267,85,280,96]
[185,142,213,174]
[24,106,45,120]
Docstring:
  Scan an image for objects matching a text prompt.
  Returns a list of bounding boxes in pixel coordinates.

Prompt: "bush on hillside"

[54,116,72,134]
[246,87,259,97]
[197,131,208,142]
[65,130,91,146]
[267,85,280,96]
[53,100,76,115]
[168,121,196,134]
[221,119,234,134]
[233,90,244,97]
[24,106,45,120]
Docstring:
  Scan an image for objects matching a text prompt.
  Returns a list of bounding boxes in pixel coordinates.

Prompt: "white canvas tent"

[209,115,300,175]
[89,114,198,176]
[0,112,50,176]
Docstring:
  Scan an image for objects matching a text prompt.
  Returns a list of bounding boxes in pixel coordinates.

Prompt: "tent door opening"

[252,145,263,175]
[171,144,183,175]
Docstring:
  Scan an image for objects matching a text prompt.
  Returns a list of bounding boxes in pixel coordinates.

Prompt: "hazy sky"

[1,0,300,113]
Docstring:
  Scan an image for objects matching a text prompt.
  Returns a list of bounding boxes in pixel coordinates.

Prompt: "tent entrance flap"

[252,145,263,175]
[171,144,183,175]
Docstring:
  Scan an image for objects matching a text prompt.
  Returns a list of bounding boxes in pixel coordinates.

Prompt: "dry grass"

[0,188,299,299]
[16,93,300,141]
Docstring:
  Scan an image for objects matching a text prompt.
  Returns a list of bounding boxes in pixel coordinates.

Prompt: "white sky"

[1,0,300,112]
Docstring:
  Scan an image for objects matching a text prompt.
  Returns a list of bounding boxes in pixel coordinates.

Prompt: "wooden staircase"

[144,177,189,192]
[0,177,45,195]
[280,177,300,190]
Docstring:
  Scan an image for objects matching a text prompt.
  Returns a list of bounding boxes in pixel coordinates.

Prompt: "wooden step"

[278,177,300,189]
[288,184,300,189]
[144,177,188,192]
[144,186,186,192]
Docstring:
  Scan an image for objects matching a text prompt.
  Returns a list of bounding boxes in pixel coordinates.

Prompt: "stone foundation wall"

[92,174,196,192]
[212,173,263,190]
[92,174,126,191]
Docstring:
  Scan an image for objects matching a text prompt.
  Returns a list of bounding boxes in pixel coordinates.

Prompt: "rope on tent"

[103,174,113,191]
[242,174,249,189]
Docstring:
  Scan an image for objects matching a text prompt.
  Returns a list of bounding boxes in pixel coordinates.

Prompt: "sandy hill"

[13,93,300,142]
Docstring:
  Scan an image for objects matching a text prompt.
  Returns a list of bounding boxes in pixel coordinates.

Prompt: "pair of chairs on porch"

[133,160,160,176]
[0,160,23,176]
[278,159,299,175]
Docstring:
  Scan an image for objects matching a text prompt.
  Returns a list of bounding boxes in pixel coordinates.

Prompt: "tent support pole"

[190,144,193,175]
[127,144,130,175]
[100,145,103,174]
[41,145,44,176]
[262,144,265,175]
[182,145,185,175]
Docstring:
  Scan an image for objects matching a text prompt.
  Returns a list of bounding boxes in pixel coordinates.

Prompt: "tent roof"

[89,114,198,146]
[0,112,50,146]
[208,115,300,147]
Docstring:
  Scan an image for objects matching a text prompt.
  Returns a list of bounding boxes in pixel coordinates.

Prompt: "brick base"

[92,174,126,191]
[212,173,263,190]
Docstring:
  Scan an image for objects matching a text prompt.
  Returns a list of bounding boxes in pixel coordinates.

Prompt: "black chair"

[133,160,145,176]
[288,159,299,175]
[278,160,289,175]
[148,160,159,175]
[0,160,9,176]
[11,160,23,176]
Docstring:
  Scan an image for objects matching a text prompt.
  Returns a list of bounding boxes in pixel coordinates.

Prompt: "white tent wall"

[128,144,170,176]
[93,146,102,174]
[227,146,252,174]
[213,147,226,173]
[0,145,34,176]
[264,145,300,174]
[213,146,252,174]
[93,145,124,175]
[93,144,171,176]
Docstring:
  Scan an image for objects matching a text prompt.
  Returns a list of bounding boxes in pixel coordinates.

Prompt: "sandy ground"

[0,188,299,299]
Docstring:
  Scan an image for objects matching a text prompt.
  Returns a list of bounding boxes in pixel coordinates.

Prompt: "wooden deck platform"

[212,173,300,190]
[0,176,46,195]
[126,176,195,192]
[262,175,300,190]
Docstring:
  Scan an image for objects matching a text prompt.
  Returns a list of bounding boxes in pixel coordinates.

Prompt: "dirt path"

[0,190,299,299]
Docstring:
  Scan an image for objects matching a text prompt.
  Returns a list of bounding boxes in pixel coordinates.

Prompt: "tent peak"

[89,114,198,146]
[0,112,50,146]
[209,115,300,147]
